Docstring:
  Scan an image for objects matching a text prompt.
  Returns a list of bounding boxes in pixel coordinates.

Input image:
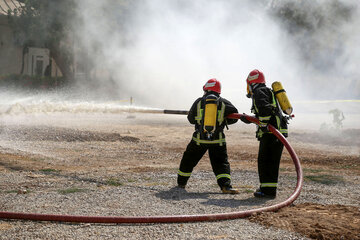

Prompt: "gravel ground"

[0,112,359,240]
[0,171,309,240]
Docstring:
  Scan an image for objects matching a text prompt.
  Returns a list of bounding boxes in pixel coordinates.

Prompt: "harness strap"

[194,98,226,145]
[273,89,286,95]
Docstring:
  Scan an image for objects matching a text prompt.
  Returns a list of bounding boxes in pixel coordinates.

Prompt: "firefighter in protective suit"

[240,70,288,198]
[177,78,239,194]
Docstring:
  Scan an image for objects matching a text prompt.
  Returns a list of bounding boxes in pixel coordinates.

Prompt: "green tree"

[7,0,78,79]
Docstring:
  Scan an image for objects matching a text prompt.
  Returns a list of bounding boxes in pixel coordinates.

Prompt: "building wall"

[24,47,50,76]
[0,15,23,76]
[0,15,63,78]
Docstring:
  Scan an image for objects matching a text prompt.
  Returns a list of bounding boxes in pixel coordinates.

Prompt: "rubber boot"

[253,188,276,199]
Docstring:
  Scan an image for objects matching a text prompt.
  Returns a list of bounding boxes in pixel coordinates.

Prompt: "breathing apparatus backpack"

[271,81,293,115]
[202,94,220,140]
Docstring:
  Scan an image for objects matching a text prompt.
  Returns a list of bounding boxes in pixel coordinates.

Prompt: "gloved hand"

[240,114,251,124]
[260,126,269,133]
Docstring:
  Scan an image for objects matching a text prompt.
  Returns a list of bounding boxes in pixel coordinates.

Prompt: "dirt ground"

[0,112,359,239]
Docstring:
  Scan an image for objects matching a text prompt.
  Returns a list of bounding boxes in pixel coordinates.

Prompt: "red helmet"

[246,69,265,85]
[203,78,221,94]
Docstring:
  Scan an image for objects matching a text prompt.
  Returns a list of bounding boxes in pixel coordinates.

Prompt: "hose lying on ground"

[0,113,303,223]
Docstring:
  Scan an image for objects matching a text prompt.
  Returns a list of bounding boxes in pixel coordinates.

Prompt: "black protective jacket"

[187,92,238,145]
[251,84,288,139]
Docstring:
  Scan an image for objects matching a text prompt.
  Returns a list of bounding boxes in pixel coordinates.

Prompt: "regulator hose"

[0,113,303,223]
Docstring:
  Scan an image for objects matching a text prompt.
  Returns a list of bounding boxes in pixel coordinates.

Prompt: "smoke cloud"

[72,0,360,111]
[268,0,360,100]
[73,0,292,109]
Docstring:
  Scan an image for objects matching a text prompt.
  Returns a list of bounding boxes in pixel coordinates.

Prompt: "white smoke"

[2,0,359,119]
[73,0,303,110]
[268,0,360,101]
[73,0,360,113]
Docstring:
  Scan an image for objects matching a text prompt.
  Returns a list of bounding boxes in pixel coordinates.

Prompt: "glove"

[240,114,251,124]
[260,126,269,133]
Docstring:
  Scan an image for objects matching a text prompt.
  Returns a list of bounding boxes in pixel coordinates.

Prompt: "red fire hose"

[0,113,303,223]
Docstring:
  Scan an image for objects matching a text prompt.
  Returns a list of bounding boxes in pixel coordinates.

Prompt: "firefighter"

[329,108,345,129]
[177,78,239,194]
[240,69,288,198]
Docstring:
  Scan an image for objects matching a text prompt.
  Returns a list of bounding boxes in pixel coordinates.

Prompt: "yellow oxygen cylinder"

[271,81,293,115]
[203,95,218,135]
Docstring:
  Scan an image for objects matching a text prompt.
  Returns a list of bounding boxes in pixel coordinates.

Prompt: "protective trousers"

[258,134,284,195]
[177,140,232,189]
